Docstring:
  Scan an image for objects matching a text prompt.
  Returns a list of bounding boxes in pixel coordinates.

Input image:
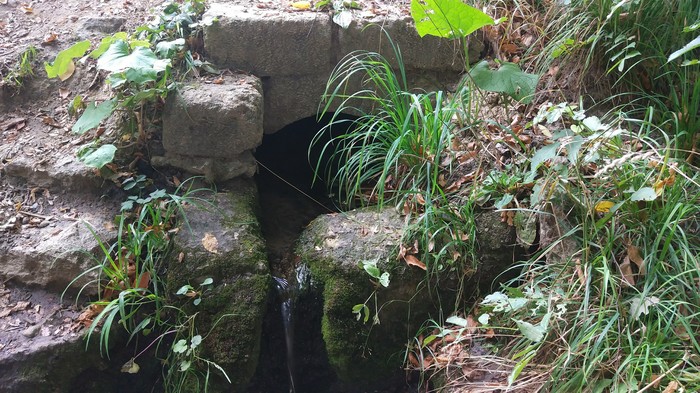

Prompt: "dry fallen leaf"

[662,381,679,393]
[202,232,219,254]
[404,254,426,270]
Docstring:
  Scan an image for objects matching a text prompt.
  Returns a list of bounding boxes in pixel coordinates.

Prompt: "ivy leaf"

[77,144,117,169]
[72,99,117,134]
[411,0,494,39]
[470,60,540,103]
[173,339,188,354]
[190,335,202,349]
[378,272,390,287]
[332,10,353,29]
[45,40,91,80]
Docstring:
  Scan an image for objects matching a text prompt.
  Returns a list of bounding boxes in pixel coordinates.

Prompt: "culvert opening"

[249,114,348,393]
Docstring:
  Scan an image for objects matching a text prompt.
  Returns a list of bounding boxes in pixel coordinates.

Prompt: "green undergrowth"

[0,45,38,92]
[312,0,700,391]
[45,0,215,172]
[64,178,237,392]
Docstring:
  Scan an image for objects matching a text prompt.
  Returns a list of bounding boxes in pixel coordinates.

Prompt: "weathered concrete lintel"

[203,3,483,134]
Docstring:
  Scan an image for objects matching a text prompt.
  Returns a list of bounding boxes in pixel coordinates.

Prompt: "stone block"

[162,74,263,159]
[337,17,471,72]
[204,4,333,77]
[261,74,329,133]
[167,182,270,389]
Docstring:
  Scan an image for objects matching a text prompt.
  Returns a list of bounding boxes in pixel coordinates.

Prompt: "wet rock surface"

[167,180,271,389]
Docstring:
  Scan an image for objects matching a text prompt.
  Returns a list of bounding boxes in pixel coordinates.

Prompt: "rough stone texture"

[205,4,333,77]
[296,208,525,387]
[3,154,104,194]
[79,17,126,33]
[156,74,263,181]
[167,180,270,391]
[0,202,117,294]
[295,208,444,389]
[203,3,482,133]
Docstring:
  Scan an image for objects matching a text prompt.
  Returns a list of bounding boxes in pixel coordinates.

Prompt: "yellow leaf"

[202,232,219,254]
[291,1,311,9]
[121,358,140,374]
[594,200,615,213]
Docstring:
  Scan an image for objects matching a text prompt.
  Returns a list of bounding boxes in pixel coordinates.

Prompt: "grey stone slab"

[337,16,470,72]
[161,73,263,161]
[204,4,333,77]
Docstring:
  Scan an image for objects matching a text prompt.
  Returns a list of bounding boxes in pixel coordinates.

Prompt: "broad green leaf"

[44,40,91,80]
[155,38,185,58]
[201,277,214,286]
[332,10,353,29]
[513,319,545,342]
[469,60,540,103]
[445,315,469,327]
[494,193,513,209]
[90,32,128,59]
[193,298,201,306]
[529,142,560,174]
[411,0,494,38]
[630,187,657,202]
[173,339,188,353]
[179,360,191,372]
[78,144,117,169]
[668,35,700,63]
[362,259,381,279]
[98,41,168,73]
[508,348,536,385]
[72,99,117,134]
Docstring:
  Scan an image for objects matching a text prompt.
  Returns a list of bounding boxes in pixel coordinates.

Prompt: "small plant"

[1,46,38,91]
[45,0,213,171]
[352,259,391,324]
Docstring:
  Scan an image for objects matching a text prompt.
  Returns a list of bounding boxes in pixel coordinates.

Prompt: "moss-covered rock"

[296,208,526,389]
[167,179,270,391]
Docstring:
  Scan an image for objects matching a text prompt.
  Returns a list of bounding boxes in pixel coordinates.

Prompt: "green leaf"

[478,313,490,325]
[362,259,381,279]
[201,278,214,286]
[173,339,188,353]
[78,144,117,169]
[668,35,700,63]
[469,60,539,103]
[89,32,128,59]
[332,10,353,29]
[445,315,469,327]
[378,272,390,287]
[45,40,91,79]
[411,0,494,38]
[193,298,201,306]
[630,187,657,202]
[513,319,545,342]
[494,193,514,209]
[190,335,202,349]
[72,99,117,134]
[155,38,186,58]
[179,360,191,372]
[529,142,560,174]
[98,41,170,74]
